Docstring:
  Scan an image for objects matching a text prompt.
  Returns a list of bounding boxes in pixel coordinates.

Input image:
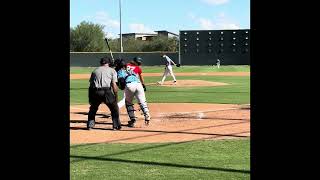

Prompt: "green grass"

[70,139,250,180]
[70,65,250,74]
[70,75,250,105]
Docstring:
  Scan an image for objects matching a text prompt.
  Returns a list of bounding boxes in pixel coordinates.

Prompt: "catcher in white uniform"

[157,54,177,85]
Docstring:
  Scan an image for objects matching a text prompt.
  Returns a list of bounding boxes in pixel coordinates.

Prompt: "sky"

[70,0,250,38]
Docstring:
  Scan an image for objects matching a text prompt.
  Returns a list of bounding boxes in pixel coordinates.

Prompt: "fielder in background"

[117,57,146,109]
[116,59,151,127]
[87,57,121,130]
[157,54,177,85]
[217,59,221,69]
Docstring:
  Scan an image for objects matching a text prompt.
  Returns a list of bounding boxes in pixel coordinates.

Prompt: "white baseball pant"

[160,66,176,83]
[124,82,150,121]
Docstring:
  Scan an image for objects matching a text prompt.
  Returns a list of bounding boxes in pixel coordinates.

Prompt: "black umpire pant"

[88,87,121,128]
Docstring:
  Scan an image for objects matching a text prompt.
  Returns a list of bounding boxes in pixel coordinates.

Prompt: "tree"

[70,21,107,52]
[70,27,74,51]
[142,36,178,52]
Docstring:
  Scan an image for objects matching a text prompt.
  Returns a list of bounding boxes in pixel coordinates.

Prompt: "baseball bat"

[104,37,114,62]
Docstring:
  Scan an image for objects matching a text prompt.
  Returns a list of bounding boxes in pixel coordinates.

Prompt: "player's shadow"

[70,126,115,131]
[74,112,111,118]
[70,120,113,125]
[70,119,131,131]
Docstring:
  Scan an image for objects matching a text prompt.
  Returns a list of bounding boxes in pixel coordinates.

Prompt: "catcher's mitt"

[176,64,181,67]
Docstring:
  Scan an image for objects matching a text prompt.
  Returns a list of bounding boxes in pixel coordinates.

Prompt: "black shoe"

[113,126,122,130]
[87,120,95,130]
[145,120,150,126]
[127,120,136,128]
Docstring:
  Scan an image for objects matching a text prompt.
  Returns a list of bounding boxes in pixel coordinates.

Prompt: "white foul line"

[158,107,248,116]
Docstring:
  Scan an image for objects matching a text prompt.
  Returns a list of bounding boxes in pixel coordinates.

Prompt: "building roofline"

[120,33,157,35]
[154,30,179,36]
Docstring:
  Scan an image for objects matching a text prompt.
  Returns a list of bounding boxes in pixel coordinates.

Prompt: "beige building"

[120,30,178,41]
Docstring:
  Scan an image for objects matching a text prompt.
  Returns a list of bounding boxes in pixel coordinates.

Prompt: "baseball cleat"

[145,113,151,121]
[127,120,136,128]
[144,113,151,126]
[157,81,163,85]
[145,120,150,126]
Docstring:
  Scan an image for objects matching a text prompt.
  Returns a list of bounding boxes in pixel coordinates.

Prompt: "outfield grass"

[70,75,250,105]
[70,139,250,180]
[70,65,250,74]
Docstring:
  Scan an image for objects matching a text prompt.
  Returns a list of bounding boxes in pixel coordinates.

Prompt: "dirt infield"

[70,72,250,80]
[70,103,250,144]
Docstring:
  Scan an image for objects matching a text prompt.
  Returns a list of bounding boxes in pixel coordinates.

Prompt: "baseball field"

[70,65,250,179]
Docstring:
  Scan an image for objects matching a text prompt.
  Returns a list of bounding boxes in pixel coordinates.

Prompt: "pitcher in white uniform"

[157,54,177,85]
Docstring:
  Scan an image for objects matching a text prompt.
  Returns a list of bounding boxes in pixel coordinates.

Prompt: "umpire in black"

[87,57,121,130]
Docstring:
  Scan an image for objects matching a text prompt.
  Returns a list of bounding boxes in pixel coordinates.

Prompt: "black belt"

[127,81,139,84]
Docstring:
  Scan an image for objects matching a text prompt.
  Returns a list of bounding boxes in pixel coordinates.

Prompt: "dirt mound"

[147,80,229,87]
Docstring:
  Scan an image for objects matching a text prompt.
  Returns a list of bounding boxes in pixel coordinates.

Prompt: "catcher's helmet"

[133,57,142,66]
